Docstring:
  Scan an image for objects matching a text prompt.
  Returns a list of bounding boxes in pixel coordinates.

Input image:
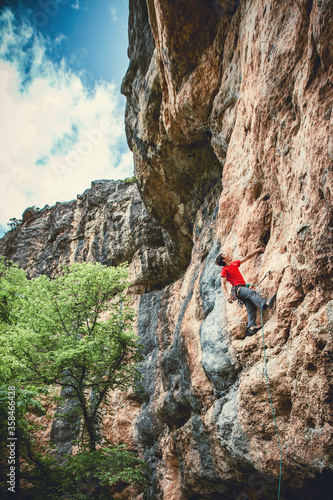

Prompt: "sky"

[0,0,133,237]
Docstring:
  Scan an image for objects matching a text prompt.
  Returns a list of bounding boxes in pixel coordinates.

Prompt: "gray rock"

[0,179,171,290]
[50,385,80,457]
[199,242,239,395]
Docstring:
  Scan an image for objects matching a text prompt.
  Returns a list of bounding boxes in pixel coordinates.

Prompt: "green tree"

[21,446,150,499]
[1,261,143,452]
[0,260,149,497]
[6,218,22,231]
[0,258,50,496]
[0,258,27,324]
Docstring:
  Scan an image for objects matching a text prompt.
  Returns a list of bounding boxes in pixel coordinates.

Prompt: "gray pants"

[236,286,267,328]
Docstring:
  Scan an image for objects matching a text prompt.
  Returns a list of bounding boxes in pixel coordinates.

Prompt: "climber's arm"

[239,247,265,265]
[221,276,233,303]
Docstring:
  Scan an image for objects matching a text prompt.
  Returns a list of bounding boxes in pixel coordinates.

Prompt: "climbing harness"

[231,271,272,308]
[247,271,283,500]
[230,285,245,307]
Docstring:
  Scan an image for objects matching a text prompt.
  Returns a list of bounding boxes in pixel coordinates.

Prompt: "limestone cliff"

[121,0,333,498]
[1,0,333,499]
[0,179,172,292]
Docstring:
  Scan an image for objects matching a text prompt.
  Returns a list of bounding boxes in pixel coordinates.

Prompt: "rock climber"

[215,248,276,337]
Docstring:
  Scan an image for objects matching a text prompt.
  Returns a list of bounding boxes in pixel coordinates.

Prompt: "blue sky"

[0,0,133,237]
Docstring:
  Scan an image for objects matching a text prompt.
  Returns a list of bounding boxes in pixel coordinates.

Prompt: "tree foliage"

[0,259,149,497]
[122,175,136,184]
[6,218,22,231]
[20,445,150,499]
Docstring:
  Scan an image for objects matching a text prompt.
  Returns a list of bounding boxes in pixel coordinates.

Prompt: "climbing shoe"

[266,293,277,309]
[244,325,262,337]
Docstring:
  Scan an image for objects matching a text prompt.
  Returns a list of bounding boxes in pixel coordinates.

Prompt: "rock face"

[121,0,333,498]
[1,0,333,498]
[0,179,173,292]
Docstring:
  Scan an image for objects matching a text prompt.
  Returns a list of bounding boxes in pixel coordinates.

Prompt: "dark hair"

[215,254,226,267]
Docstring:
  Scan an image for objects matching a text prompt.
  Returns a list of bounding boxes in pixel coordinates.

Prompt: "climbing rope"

[248,273,283,500]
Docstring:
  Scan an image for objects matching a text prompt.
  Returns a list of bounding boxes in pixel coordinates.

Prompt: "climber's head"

[215,253,231,267]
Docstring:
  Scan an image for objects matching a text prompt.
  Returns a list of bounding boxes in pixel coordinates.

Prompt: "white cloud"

[0,8,133,236]
[109,6,118,22]
[71,1,87,11]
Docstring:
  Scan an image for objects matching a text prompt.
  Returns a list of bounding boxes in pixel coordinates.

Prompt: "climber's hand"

[227,296,234,304]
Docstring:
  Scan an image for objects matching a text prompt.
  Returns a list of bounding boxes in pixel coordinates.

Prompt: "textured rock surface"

[1,0,332,498]
[121,0,333,498]
[0,179,173,292]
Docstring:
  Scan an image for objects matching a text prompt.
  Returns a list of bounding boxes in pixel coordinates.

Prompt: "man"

[215,248,276,337]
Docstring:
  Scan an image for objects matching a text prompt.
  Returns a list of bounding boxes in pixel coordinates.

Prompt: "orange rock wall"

[123,0,333,498]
